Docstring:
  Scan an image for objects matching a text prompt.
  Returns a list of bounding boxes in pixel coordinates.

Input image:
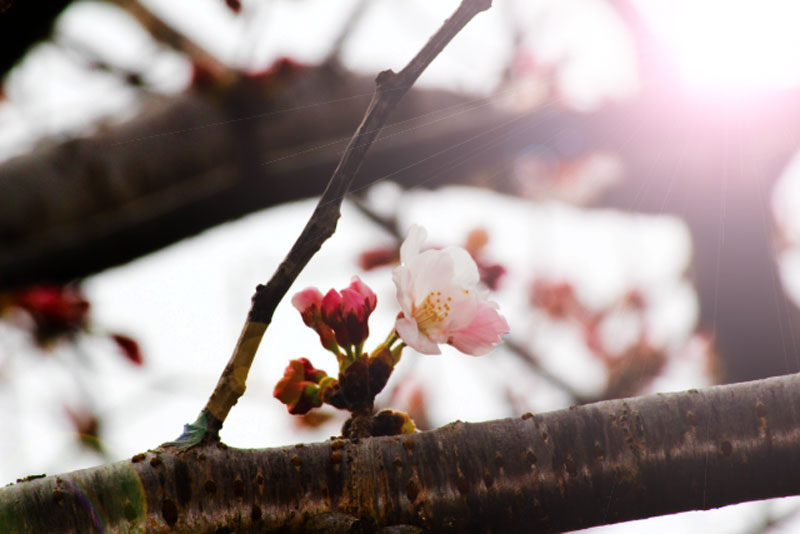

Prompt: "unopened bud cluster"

[274,225,510,437]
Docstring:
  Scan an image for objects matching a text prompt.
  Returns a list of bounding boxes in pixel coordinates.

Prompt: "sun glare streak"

[634,0,800,94]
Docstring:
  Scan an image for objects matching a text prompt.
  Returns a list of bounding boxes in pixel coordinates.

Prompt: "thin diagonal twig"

[324,0,371,67]
[108,0,233,82]
[194,0,493,442]
[504,338,594,405]
[350,196,403,241]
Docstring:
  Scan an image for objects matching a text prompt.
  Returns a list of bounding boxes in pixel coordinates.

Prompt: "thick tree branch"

[3,373,800,533]
[0,69,507,290]
[5,82,800,385]
[200,0,493,435]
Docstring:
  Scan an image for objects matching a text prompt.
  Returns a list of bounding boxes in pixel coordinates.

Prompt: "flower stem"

[385,330,400,349]
[391,342,406,365]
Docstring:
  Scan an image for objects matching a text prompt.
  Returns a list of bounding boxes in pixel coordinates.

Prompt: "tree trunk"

[3,373,800,533]
[593,96,800,383]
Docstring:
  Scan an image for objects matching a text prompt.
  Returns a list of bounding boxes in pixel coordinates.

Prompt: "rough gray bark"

[3,373,800,533]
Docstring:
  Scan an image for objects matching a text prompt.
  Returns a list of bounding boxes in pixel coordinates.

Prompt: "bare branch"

[350,195,404,241]
[737,503,800,534]
[323,0,371,67]
[504,338,596,405]
[107,0,233,82]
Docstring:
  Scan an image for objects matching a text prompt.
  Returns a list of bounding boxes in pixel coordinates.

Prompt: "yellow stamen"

[413,292,450,334]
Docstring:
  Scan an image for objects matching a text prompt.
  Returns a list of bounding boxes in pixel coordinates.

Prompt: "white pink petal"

[392,224,509,356]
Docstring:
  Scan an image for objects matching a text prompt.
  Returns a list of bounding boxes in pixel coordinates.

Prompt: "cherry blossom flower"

[392,225,509,355]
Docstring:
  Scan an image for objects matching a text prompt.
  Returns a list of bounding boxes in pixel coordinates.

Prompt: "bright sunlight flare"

[635,0,800,94]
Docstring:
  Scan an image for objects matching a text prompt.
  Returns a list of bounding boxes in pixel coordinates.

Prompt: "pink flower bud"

[320,276,377,349]
[292,288,339,353]
[292,288,323,325]
[348,276,377,311]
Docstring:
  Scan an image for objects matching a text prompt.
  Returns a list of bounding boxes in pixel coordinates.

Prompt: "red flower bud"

[321,289,345,345]
[273,358,327,415]
[111,334,143,366]
[13,284,90,343]
[321,277,376,349]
